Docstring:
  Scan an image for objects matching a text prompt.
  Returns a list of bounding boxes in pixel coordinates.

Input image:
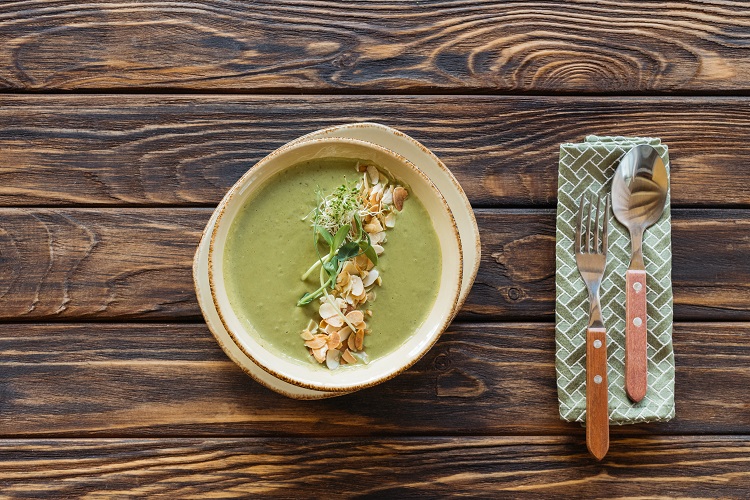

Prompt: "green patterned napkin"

[555,136,675,425]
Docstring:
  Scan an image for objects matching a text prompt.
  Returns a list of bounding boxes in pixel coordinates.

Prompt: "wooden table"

[2,2,749,497]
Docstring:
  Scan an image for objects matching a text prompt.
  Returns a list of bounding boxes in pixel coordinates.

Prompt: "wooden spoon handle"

[586,327,609,461]
[625,269,648,402]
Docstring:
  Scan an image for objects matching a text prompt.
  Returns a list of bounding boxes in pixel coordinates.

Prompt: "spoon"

[611,144,669,403]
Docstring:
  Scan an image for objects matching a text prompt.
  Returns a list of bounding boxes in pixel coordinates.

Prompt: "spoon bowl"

[612,146,668,239]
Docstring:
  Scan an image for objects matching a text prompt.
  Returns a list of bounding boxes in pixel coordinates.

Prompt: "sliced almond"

[372,244,384,256]
[355,254,372,270]
[366,309,373,317]
[313,345,328,363]
[342,349,357,364]
[300,330,315,341]
[319,302,337,320]
[306,319,318,333]
[357,162,368,173]
[371,182,384,198]
[384,212,396,228]
[326,314,344,328]
[367,165,379,185]
[369,231,385,244]
[368,201,381,214]
[326,348,340,370]
[364,219,383,234]
[327,331,341,349]
[393,186,408,211]
[348,334,357,352]
[377,213,386,229]
[382,186,394,205]
[355,329,365,351]
[324,321,340,335]
[341,261,357,276]
[346,310,365,326]
[354,351,370,365]
[338,326,353,341]
[349,275,364,297]
[362,268,379,287]
[304,335,327,350]
[336,271,351,287]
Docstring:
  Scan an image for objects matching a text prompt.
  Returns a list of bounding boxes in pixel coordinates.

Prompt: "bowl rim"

[207,136,463,392]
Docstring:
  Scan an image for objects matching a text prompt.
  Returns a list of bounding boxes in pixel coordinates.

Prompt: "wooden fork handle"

[625,269,648,402]
[586,327,609,461]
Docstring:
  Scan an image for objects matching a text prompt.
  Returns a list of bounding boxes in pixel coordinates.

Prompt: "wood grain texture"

[625,269,648,403]
[470,208,750,321]
[0,209,202,320]
[0,208,747,321]
[1,1,749,93]
[586,327,609,460]
[1,95,750,207]
[0,436,749,497]
[0,322,747,437]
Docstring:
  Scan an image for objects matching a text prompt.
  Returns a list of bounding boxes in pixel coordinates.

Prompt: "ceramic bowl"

[208,137,463,392]
[194,123,480,399]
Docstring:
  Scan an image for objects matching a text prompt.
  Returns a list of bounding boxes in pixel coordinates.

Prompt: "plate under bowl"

[195,123,479,398]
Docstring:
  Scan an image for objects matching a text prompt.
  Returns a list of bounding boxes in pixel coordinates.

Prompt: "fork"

[575,192,610,460]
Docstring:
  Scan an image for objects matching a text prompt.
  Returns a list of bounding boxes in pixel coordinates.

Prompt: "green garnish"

[314,183,361,239]
[297,180,379,306]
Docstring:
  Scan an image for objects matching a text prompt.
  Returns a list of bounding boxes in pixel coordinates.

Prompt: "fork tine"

[603,194,610,255]
[585,193,592,253]
[576,193,584,253]
[593,193,601,253]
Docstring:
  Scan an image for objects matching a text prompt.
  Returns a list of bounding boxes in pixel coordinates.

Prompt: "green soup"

[223,158,442,367]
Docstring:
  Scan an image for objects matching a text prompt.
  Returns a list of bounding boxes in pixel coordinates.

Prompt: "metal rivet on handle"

[633,281,643,293]
[593,339,602,348]
[633,317,643,327]
[594,375,603,384]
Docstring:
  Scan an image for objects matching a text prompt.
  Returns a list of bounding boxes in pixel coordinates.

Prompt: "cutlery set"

[574,145,669,460]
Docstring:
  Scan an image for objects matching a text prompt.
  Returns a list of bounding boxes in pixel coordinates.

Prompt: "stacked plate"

[193,123,480,399]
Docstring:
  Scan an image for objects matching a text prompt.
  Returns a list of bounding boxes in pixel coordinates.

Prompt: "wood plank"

[0,208,746,321]
[1,1,749,93]
[0,209,202,320]
[0,322,746,436]
[0,436,748,497]
[1,95,750,207]
[468,208,750,322]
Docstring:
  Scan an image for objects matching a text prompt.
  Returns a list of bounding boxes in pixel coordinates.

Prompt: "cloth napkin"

[555,136,675,424]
